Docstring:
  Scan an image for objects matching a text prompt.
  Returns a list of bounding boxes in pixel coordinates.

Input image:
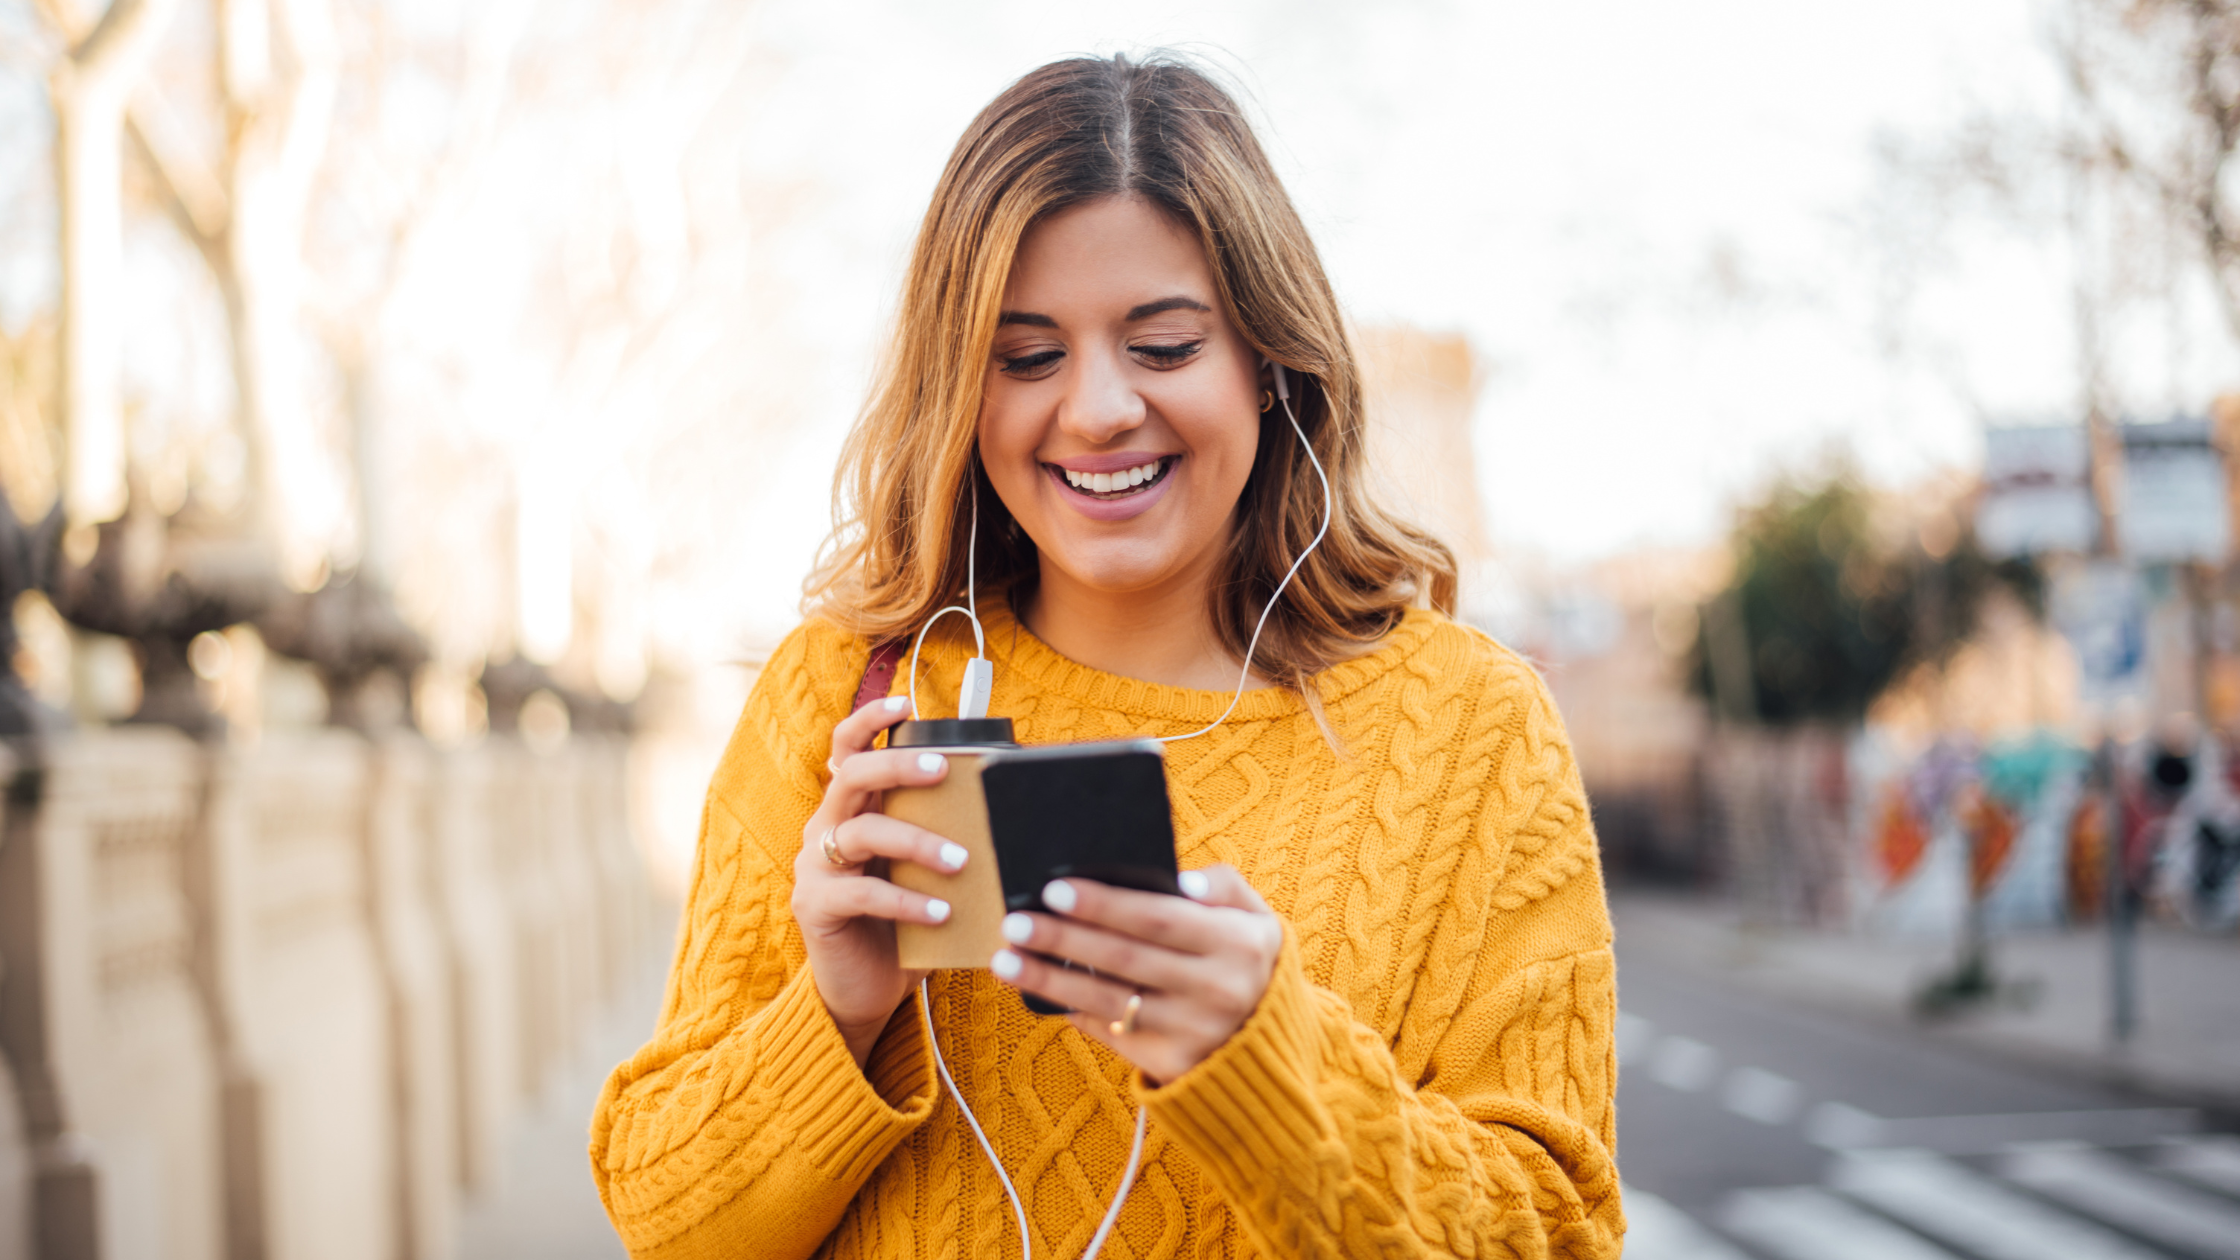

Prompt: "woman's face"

[979,195,1262,601]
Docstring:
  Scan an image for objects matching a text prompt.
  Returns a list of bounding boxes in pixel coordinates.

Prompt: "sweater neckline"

[968,596,1442,725]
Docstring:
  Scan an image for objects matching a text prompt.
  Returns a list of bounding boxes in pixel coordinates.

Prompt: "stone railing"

[0,728,658,1260]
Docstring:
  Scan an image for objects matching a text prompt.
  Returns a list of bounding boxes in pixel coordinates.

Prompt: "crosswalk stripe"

[2001,1141,2240,1259]
[1719,1185,1962,1260]
[1722,1066,1803,1127]
[1619,1185,1752,1260]
[1832,1108,2199,1155]
[1829,1148,2165,1260]
[1649,1035,1722,1092]
[1617,1011,1657,1066]
[2158,1134,2240,1198]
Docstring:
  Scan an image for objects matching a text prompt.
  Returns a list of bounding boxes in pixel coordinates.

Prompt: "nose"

[1055,342,1146,446]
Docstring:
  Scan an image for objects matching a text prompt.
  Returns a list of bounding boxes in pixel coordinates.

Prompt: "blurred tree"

[36,0,179,525]
[2059,0,2240,343]
[1688,466,2040,727]
[100,0,339,551]
[23,0,262,736]
[12,0,784,735]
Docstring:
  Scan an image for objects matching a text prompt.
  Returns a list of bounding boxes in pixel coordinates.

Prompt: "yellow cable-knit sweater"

[591,600,1624,1259]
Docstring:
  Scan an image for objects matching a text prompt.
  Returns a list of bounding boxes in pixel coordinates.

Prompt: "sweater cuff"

[762,968,937,1185]
[1139,929,1329,1185]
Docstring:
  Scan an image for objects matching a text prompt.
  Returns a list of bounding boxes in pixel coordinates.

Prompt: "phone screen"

[979,739,1181,1014]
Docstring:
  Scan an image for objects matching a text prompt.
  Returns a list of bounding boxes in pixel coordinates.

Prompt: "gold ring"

[820,827,852,868]
[1109,992,1142,1037]
[825,756,841,776]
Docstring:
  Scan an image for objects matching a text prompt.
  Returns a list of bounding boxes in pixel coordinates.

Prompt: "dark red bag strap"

[852,639,906,713]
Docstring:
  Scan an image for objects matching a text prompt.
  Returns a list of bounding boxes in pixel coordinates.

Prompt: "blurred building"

[1357,326,1494,576]
[1531,549,1725,886]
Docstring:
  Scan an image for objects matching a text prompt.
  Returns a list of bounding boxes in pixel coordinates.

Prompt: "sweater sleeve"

[588,623,939,1259]
[1142,656,1624,1259]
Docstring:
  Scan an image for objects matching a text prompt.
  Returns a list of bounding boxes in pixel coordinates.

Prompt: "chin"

[1037,534,1196,596]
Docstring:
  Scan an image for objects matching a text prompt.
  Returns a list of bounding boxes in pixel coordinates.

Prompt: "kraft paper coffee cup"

[884,718,1014,971]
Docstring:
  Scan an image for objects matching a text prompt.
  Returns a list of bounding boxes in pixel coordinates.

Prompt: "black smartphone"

[979,739,1181,1014]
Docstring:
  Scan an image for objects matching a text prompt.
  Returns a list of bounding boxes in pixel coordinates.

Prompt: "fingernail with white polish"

[990,949,1022,980]
[917,752,946,774]
[1179,870,1211,900]
[1042,880,1076,913]
[1001,912,1034,944]
[885,696,909,711]
[939,842,968,871]
[926,899,951,923]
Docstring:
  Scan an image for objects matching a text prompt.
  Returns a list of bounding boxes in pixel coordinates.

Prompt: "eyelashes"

[998,350,1065,376]
[996,341,1205,378]
[1133,341,1202,365]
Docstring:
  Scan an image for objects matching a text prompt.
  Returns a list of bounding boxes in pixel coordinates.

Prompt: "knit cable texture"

[589,601,1625,1259]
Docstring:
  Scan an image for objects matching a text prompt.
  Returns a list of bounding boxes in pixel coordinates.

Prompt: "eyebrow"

[1125,295,1211,321]
[994,295,1213,329]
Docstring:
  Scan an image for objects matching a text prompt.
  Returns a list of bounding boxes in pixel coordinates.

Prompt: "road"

[1616,937,2240,1259]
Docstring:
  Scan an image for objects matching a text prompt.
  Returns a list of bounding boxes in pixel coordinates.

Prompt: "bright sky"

[708,0,2234,605]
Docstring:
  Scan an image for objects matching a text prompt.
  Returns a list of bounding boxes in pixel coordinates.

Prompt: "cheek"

[1163,387,1260,497]
[976,401,1045,504]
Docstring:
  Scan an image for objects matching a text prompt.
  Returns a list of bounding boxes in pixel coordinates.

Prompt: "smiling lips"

[1054,456,1172,497]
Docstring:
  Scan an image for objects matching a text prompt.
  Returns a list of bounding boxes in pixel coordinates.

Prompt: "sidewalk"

[1610,891,2240,1114]
[455,954,666,1259]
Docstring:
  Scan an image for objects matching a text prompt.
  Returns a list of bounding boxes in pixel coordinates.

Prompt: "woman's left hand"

[990,865,1285,1084]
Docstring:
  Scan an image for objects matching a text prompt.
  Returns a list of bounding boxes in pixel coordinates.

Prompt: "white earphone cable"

[920,977,1034,1257]
[919,977,1146,1260]
[1158,367,1331,744]
[908,605,985,721]
[906,467,991,722]
[968,468,981,633]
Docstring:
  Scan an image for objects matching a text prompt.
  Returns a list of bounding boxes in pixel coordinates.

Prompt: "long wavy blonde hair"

[804,52,1456,689]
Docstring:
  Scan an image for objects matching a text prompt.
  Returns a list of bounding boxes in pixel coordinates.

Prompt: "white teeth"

[1061,459,1165,494]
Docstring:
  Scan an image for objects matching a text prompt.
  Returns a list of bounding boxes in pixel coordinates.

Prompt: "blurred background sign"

[2120,418,2231,565]
[2050,561,2148,707]
[1976,424,2096,558]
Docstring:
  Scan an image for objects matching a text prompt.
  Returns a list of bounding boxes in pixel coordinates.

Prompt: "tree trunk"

[51,0,183,527]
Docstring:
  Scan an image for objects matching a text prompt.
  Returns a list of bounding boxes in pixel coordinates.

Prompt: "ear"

[1257,356,1290,401]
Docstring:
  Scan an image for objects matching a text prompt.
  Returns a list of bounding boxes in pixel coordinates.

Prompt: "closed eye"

[1133,341,1202,366]
[999,349,1065,378]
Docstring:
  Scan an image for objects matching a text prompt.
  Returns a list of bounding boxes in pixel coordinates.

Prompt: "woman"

[591,53,1622,1260]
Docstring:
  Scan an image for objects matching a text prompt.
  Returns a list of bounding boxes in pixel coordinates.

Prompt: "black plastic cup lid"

[888,717,1016,748]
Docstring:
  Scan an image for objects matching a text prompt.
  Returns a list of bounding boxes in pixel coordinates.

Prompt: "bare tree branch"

[125,115,227,276]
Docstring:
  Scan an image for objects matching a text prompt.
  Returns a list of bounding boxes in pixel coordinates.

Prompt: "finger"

[999,911,1196,994]
[1177,864,1270,913]
[1178,867,1285,963]
[811,873,953,926]
[828,694,913,767]
[836,813,969,874]
[827,747,951,818]
[990,946,1145,1022]
[1039,878,1231,955]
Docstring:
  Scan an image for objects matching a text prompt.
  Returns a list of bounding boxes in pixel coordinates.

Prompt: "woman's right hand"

[793,695,971,1070]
